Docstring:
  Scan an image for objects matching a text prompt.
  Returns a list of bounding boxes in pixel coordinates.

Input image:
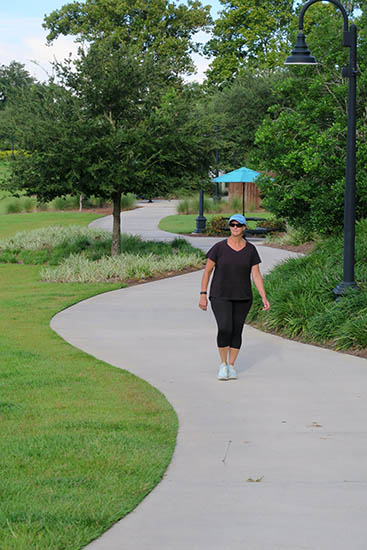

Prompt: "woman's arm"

[198,258,215,311]
[251,264,270,310]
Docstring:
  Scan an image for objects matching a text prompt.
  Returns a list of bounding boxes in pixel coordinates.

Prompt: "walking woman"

[199,214,270,380]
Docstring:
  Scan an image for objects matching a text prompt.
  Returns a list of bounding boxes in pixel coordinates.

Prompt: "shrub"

[41,250,205,283]
[229,195,242,212]
[206,216,229,236]
[248,218,367,351]
[5,198,22,214]
[48,195,78,210]
[0,250,18,263]
[37,201,48,211]
[177,198,191,214]
[177,196,232,215]
[257,218,286,232]
[120,193,136,210]
[1,226,111,251]
[22,196,37,213]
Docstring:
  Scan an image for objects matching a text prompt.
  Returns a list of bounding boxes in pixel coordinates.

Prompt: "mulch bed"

[263,241,316,254]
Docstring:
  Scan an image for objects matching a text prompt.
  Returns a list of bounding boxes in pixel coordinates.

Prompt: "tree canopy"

[44,0,211,79]
[205,0,295,83]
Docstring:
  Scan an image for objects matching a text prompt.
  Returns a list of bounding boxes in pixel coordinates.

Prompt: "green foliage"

[44,0,211,78]
[206,215,229,236]
[0,226,205,270]
[7,1,212,255]
[0,225,111,252]
[248,219,367,351]
[256,218,286,232]
[205,0,295,83]
[120,193,136,210]
[4,198,22,214]
[252,5,367,234]
[229,195,242,212]
[176,195,251,215]
[41,248,204,283]
[203,71,280,170]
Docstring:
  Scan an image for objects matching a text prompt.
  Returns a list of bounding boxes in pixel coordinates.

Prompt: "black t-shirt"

[206,239,261,300]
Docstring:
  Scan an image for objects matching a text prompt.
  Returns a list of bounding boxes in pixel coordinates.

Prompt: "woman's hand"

[262,297,270,311]
[199,295,208,311]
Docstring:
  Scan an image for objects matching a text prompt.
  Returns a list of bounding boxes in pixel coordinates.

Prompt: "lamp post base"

[193,215,207,234]
[333,280,360,299]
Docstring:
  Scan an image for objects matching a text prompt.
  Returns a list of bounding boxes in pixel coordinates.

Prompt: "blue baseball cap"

[229,214,246,225]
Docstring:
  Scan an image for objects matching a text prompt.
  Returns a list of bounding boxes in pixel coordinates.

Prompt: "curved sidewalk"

[52,202,367,550]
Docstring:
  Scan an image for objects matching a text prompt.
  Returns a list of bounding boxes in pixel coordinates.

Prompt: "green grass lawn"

[0,211,107,239]
[0,212,178,549]
[158,211,272,234]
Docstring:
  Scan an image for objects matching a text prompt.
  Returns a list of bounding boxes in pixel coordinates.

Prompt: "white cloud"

[0,15,211,84]
[0,16,79,81]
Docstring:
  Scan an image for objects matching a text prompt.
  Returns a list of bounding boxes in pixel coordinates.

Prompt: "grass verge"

[158,212,272,234]
[248,219,367,356]
[0,213,178,549]
[0,212,106,240]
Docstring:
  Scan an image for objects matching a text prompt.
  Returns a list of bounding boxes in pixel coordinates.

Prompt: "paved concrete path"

[52,202,367,550]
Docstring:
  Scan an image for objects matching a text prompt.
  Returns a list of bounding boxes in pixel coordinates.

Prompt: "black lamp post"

[215,125,220,201]
[285,0,360,297]
[193,167,207,234]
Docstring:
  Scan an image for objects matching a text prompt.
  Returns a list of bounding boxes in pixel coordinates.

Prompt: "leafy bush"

[257,218,286,232]
[49,195,77,210]
[0,250,18,263]
[248,219,367,352]
[5,198,23,214]
[22,196,37,213]
[120,193,136,210]
[206,216,229,236]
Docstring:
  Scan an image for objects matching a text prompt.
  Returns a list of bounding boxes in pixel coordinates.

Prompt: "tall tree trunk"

[112,191,122,256]
[79,194,83,212]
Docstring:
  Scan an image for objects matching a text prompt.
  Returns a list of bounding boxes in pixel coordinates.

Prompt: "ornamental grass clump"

[41,251,204,283]
[248,219,367,353]
[0,225,111,251]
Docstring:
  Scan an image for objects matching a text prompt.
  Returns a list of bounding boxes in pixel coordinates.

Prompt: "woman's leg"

[210,298,233,364]
[229,299,252,365]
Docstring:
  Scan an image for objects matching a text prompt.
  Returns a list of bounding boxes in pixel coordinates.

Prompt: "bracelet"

[200,291,207,295]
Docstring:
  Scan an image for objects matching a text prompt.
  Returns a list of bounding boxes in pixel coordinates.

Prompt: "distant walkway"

[89,199,267,253]
[52,201,367,550]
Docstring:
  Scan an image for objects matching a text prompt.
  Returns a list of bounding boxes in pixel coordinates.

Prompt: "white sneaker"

[227,365,237,379]
[217,363,228,380]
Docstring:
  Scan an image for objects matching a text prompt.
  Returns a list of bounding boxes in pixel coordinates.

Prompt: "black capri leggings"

[210,297,252,349]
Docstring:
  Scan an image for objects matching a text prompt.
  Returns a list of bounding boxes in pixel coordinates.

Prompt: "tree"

[44,0,211,79]
[0,62,36,149]
[7,0,211,255]
[204,70,281,171]
[253,4,367,235]
[7,47,216,255]
[204,0,295,84]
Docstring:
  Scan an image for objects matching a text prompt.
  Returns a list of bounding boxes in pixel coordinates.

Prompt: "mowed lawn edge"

[0,212,178,550]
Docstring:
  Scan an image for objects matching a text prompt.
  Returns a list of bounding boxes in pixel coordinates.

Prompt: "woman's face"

[229,221,245,236]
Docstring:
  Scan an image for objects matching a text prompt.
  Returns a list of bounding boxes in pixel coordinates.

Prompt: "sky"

[0,1,223,83]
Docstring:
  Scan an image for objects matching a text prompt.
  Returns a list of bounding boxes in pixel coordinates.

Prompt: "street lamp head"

[285,31,317,65]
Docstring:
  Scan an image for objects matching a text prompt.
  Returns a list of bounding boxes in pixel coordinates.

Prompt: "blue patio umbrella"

[212,166,261,183]
[212,166,261,216]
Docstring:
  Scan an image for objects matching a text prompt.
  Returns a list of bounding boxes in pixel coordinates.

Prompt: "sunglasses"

[229,222,244,228]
